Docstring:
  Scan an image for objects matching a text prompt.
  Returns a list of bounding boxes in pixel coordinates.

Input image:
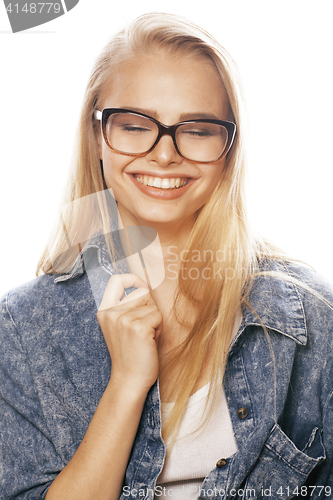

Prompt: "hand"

[97,274,162,393]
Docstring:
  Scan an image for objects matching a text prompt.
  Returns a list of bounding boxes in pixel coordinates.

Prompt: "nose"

[145,134,182,168]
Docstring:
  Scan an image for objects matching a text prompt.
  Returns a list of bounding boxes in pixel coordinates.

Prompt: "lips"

[128,173,196,199]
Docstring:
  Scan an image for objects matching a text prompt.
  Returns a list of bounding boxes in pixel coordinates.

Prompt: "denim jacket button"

[216,458,227,468]
[237,407,248,419]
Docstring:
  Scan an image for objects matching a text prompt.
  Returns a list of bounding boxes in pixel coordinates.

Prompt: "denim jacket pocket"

[242,424,326,499]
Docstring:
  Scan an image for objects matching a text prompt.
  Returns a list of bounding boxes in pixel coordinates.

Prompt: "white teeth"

[134,175,188,189]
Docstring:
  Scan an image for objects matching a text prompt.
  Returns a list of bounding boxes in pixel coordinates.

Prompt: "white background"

[0,0,332,297]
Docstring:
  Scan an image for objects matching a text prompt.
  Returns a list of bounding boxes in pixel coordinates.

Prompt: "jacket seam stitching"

[240,349,256,426]
[265,441,319,476]
[281,261,308,338]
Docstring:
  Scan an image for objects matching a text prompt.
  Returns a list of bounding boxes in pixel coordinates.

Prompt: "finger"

[154,321,163,341]
[120,287,159,310]
[99,286,151,312]
[120,309,162,337]
[99,274,148,310]
[119,287,151,305]
[104,304,158,318]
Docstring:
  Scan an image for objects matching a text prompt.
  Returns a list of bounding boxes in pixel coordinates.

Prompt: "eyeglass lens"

[105,113,229,162]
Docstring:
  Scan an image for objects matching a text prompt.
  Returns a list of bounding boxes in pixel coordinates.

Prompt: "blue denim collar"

[55,235,307,348]
[230,261,307,355]
[54,230,127,284]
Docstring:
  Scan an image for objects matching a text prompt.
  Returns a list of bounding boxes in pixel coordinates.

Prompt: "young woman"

[1,13,332,500]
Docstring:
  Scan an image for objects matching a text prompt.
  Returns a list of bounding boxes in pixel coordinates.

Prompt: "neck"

[117,211,195,289]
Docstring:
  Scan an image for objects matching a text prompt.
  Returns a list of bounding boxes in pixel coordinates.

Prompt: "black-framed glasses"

[94,108,236,163]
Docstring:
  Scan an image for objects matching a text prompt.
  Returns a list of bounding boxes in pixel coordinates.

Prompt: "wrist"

[106,372,152,403]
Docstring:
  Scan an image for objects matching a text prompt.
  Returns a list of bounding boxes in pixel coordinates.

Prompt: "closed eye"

[182,129,215,138]
[120,125,153,133]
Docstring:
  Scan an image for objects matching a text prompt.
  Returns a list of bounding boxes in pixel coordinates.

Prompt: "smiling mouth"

[133,174,189,190]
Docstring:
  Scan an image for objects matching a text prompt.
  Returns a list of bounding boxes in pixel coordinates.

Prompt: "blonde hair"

[37,13,283,442]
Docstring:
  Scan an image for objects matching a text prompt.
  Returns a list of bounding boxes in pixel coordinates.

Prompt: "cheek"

[101,156,116,193]
[203,161,225,190]
[101,148,131,192]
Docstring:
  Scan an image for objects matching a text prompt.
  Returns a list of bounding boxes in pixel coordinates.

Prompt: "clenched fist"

[97,274,163,393]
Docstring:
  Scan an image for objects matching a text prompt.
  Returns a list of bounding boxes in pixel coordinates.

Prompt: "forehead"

[100,53,230,122]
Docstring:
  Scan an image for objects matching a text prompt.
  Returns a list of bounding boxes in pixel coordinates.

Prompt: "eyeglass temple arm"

[94,110,102,121]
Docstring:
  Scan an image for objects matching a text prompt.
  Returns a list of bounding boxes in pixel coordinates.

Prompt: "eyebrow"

[120,106,221,122]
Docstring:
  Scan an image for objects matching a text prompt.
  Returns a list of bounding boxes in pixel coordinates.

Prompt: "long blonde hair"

[37,13,281,442]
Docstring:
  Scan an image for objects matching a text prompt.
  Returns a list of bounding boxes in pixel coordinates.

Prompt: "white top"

[155,311,242,499]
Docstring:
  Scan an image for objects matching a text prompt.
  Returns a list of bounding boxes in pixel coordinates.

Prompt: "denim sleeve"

[309,356,333,491]
[322,390,333,485]
[302,283,333,493]
[0,294,65,500]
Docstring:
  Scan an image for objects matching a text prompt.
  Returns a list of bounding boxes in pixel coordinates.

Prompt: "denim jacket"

[0,233,333,500]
